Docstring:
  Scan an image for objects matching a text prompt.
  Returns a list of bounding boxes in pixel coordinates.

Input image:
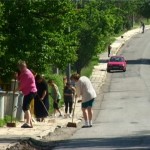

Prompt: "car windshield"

[110,57,124,62]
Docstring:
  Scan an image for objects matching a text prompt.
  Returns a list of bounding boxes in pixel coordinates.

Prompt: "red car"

[107,56,127,72]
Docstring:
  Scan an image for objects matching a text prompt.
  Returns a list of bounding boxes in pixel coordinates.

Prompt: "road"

[53,30,150,150]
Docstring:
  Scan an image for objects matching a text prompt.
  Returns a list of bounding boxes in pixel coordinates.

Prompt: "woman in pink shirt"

[16,61,37,128]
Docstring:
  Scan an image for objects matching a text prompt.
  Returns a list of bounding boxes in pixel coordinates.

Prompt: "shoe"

[89,125,92,127]
[21,123,33,128]
[41,118,45,122]
[21,123,27,127]
[69,114,72,118]
[82,125,90,128]
[36,118,40,122]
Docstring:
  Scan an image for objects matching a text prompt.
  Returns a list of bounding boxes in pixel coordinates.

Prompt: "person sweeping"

[34,75,50,122]
[48,79,62,117]
[15,60,37,128]
[70,73,96,128]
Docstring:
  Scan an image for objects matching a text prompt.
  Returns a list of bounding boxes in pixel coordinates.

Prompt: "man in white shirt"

[71,73,96,128]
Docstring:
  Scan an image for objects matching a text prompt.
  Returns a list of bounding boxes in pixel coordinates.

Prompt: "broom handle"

[40,99,50,116]
[37,94,50,116]
[72,96,77,123]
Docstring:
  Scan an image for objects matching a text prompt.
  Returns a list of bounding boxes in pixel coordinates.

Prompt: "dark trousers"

[64,100,73,114]
[108,50,110,57]
[23,92,36,111]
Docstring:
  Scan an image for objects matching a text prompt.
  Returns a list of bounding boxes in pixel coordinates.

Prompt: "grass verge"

[81,56,99,78]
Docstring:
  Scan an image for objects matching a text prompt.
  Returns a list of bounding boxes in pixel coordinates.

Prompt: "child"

[48,79,62,117]
[64,82,74,118]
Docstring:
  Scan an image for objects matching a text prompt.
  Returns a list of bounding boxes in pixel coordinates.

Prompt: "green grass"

[0,119,5,127]
[81,56,99,77]
[0,115,16,127]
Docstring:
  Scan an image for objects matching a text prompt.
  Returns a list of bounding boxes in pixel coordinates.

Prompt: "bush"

[124,21,132,30]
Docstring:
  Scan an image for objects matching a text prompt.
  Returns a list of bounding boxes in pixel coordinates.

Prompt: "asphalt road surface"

[54,30,150,150]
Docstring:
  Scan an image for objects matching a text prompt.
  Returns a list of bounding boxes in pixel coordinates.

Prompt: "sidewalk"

[0,26,150,150]
[0,103,83,150]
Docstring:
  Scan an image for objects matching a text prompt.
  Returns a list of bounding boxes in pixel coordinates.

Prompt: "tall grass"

[81,56,99,77]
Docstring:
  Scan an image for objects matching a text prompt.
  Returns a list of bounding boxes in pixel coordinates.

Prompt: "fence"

[0,91,24,121]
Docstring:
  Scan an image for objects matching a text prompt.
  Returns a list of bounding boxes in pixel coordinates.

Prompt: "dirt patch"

[8,123,82,150]
[8,140,38,150]
[43,123,82,141]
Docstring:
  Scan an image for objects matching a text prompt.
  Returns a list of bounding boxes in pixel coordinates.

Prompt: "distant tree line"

[0,0,149,81]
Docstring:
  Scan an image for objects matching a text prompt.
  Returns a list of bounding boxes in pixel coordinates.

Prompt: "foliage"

[0,0,149,81]
[74,0,123,73]
[0,0,77,81]
[0,2,5,58]
[138,1,150,19]
[75,21,100,73]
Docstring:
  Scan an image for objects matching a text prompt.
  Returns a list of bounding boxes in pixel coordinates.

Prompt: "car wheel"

[107,69,110,72]
[123,68,126,72]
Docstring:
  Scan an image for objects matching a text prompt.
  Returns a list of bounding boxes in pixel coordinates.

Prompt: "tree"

[74,2,100,74]
[0,0,78,81]
[0,0,149,81]
[139,1,150,21]
[74,0,124,73]
[0,2,5,57]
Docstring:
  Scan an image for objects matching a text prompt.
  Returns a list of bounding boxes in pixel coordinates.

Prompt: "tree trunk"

[76,61,81,74]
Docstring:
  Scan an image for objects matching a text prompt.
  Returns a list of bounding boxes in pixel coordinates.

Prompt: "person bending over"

[71,73,96,128]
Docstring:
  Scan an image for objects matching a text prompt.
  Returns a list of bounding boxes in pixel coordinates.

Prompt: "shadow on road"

[100,58,150,65]
[54,135,150,150]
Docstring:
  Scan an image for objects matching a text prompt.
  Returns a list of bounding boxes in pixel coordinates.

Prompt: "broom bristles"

[7,122,16,127]
[67,122,77,128]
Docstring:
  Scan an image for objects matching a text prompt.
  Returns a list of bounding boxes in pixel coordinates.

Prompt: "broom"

[37,94,50,116]
[40,98,50,116]
[67,96,77,128]
[7,79,17,127]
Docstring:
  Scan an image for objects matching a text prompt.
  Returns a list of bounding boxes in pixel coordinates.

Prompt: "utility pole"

[66,26,71,82]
